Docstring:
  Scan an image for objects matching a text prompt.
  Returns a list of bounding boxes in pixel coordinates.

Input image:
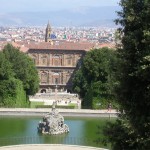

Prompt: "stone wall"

[28,49,85,92]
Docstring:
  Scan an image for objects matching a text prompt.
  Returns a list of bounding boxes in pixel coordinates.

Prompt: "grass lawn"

[68,103,78,108]
[30,101,44,108]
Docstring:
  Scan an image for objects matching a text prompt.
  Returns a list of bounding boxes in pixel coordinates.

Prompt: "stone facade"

[11,23,112,93]
[28,48,85,93]
[26,22,94,93]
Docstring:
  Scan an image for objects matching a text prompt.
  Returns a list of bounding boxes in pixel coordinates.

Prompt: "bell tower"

[45,21,52,42]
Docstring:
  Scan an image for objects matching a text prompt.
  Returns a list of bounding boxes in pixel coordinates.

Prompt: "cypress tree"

[103,0,150,149]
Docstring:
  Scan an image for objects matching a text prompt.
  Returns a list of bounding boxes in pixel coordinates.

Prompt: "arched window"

[32,54,37,65]
[66,55,72,66]
[41,55,48,65]
[41,72,48,84]
[52,72,60,84]
[54,59,59,66]
[52,55,61,66]
[41,89,46,93]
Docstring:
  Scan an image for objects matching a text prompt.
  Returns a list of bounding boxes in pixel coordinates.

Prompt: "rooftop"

[11,41,115,53]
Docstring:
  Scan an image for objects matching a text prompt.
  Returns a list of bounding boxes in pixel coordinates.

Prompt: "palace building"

[13,23,114,93]
[27,42,90,93]
[12,23,97,93]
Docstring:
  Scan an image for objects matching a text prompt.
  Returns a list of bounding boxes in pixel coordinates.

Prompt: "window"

[67,59,71,65]
[32,54,37,65]
[41,72,48,84]
[53,72,60,84]
[41,55,47,65]
[55,78,58,84]
[67,55,72,65]
[54,59,59,66]
[53,55,60,66]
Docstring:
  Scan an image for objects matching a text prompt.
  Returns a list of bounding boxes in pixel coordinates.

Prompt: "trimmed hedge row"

[36,105,75,109]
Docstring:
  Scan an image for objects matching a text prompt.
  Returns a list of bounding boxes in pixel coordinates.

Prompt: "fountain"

[37,101,69,134]
[37,84,69,135]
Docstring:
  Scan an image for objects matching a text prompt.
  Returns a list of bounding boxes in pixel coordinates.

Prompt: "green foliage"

[92,97,108,109]
[36,105,75,109]
[73,47,118,109]
[0,52,14,80]
[0,78,28,107]
[56,105,76,109]
[30,101,44,108]
[102,0,150,149]
[3,44,39,95]
[0,43,39,107]
[82,87,93,109]
[72,69,87,98]
[92,97,119,110]
[102,115,150,150]
[92,97,101,109]
[14,79,29,107]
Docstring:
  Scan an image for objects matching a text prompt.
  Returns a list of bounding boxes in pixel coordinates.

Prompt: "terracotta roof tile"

[15,41,96,51]
[12,42,29,52]
[11,41,116,52]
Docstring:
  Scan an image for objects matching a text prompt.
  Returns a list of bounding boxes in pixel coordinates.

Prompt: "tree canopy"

[102,0,150,149]
[0,52,14,80]
[73,47,118,109]
[3,44,39,95]
[0,44,39,107]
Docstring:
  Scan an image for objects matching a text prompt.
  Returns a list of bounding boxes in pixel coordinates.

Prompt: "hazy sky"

[0,0,120,12]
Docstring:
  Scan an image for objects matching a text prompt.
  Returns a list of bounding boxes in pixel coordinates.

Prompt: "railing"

[0,136,104,148]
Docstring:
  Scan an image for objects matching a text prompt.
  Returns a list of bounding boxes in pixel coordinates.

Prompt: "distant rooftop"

[0,40,116,52]
[12,41,96,52]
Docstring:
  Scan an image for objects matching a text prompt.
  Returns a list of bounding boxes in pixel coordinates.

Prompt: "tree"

[0,52,27,107]
[0,78,27,107]
[0,52,14,80]
[73,47,117,109]
[3,44,39,95]
[0,44,39,107]
[73,69,87,98]
[103,0,150,149]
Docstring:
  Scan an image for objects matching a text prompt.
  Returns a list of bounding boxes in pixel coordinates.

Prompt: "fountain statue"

[37,101,69,135]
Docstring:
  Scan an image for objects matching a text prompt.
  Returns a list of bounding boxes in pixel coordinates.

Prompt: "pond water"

[0,116,114,148]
